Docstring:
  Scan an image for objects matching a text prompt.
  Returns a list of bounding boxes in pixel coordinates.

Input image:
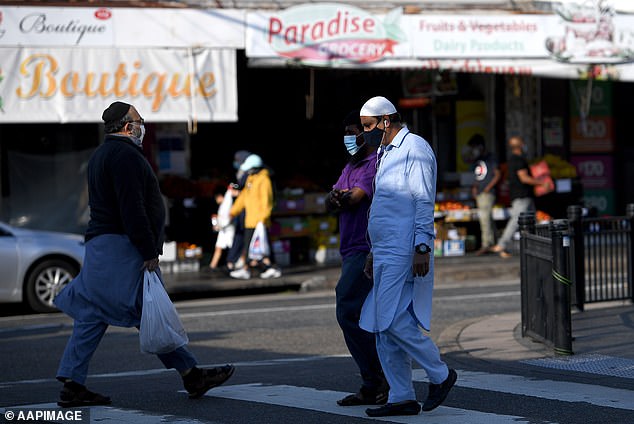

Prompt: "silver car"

[0,221,84,313]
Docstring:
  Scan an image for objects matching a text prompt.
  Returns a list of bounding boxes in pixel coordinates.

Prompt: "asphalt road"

[1,276,632,424]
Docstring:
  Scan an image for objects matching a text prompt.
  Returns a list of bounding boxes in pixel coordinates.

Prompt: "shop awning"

[246,57,622,81]
[245,3,634,81]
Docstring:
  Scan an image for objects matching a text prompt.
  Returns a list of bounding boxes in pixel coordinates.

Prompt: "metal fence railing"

[567,205,634,309]
[519,215,573,355]
[519,205,634,354]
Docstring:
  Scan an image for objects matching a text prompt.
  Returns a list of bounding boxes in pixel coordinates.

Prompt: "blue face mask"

[363,126,384,148]
[344,135,361,156]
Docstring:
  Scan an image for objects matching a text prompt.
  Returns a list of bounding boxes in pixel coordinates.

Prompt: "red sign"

[94,9,112,20]
[258,4,403,64]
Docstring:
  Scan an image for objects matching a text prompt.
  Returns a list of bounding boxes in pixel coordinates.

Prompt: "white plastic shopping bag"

[139,270,189,354]
[248,222,270,261]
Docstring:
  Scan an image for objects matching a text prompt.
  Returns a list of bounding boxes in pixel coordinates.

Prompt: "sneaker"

[260,267,281,279]
[234,257,245,269]
[230,268,251,279]
[184,365,235,399]
[422,368,457,411]
[57,382,111,408]
[365,400,421,417]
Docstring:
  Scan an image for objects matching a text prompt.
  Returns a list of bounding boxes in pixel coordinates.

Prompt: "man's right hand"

[143,258,159,271]
[363,252,373,280]
[326,189,342,213]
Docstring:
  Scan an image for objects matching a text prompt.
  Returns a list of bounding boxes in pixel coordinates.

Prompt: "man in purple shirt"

[326,111,388,407]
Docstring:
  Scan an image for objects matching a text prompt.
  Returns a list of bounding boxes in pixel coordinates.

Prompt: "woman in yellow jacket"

[228,154,282,280]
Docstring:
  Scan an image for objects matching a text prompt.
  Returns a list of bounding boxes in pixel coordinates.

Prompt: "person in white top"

[207,184,238,272]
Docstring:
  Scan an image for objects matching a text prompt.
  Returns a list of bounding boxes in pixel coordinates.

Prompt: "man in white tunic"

[359,96,457,417]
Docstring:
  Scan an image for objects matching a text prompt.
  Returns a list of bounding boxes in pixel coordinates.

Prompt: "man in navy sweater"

[54,102,234,407]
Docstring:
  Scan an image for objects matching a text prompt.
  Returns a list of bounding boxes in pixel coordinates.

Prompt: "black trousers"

[335,251,384,390]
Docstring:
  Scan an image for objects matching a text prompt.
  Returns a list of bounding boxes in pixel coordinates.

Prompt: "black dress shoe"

[184,365,235,399]
[57,382,111,408]
[365,400,421,417]
[422,368,457,411]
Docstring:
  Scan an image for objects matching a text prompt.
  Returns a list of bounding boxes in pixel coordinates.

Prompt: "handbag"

[248,221,270,261]
[139,270,189,354]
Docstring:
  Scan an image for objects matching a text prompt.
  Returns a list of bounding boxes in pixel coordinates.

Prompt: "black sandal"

[338,393,372,406]
[337,388,387,406]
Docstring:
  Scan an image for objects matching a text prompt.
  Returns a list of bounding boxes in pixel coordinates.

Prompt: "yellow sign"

[455,100,487,172]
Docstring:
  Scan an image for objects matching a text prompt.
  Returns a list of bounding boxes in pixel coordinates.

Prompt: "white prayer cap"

[239,154,263,171]
[360,96,397,117]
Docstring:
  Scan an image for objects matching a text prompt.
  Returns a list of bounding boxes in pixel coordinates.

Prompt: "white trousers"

[498,197,535,250]
[376,282,449,403]
[475,191,496,248]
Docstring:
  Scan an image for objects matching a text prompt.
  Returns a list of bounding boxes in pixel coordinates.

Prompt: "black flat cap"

[102,101,131,123]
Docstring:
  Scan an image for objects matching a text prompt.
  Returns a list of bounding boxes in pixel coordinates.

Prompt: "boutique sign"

[247,3,407,64]
[0,7,114,46]
[0,6,245,48]
[0,48,237,123]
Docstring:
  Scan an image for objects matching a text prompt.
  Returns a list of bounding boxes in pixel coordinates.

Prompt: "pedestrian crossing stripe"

[206,383,530,423]
[3,368,634,424]
[411,369,634,411]
[0,392,531,424]
[2,368,633,423]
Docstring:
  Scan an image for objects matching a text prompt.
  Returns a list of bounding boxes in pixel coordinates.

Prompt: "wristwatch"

[415,243,431,255]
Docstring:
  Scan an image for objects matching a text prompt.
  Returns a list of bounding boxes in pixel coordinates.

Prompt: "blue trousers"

[57,320,198,385]
[336,252,384,391]
[376,282,448,403]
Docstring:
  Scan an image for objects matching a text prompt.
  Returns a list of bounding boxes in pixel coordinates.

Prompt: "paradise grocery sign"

[246,3,407,64]
[0,47,237,123]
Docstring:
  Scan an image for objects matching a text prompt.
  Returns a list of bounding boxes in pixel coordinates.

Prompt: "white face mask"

[131,124,145,146]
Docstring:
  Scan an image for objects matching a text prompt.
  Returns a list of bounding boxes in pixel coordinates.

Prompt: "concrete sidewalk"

[433,255,634,373]
[440,302,634,362]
